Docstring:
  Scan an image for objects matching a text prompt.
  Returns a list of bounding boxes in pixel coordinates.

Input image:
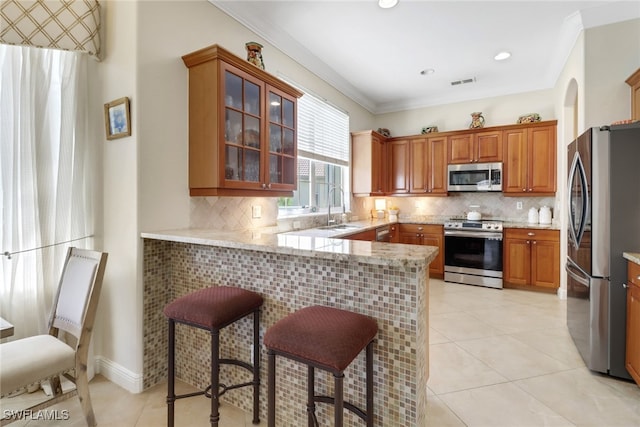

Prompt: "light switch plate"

[252,205,262,218]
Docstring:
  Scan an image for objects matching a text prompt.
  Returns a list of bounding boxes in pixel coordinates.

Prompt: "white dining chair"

[0,247,108,426]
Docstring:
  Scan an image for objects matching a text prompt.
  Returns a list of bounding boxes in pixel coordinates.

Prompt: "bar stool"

[264,305,378,427]
[163,286,263,427]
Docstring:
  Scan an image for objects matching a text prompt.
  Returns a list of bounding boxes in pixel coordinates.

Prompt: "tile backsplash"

[190,193,559,231]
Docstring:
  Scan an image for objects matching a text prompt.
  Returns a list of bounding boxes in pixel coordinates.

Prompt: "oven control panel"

[444,220,503,232]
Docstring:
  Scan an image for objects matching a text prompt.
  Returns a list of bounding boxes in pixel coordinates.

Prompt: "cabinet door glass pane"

[270,124,282,153]
[283,157,295,184]
[226,109,243,143]
[269,93,282,124]
[246,149,260,182]
[225,72,242,109]
[244,116,260,148]
[283,128,294,156]
[270,154,280,183]
[245,81,260,116]
[283,98,294,127]
[225,146,242,181]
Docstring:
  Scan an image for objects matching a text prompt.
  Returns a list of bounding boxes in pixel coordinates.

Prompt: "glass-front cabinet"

[183,44,302,196]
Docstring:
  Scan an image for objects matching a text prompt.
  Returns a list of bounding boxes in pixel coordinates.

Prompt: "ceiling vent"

[451,77,476,86]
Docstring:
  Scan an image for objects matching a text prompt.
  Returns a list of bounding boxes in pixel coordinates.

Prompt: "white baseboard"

[557,287,567,300]
[95,356,144,393]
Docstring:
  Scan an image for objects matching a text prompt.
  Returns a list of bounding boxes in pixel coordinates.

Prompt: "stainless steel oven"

[444,220,503,289]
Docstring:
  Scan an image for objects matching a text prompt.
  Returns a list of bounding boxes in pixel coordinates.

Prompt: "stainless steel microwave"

[447,162,502,192]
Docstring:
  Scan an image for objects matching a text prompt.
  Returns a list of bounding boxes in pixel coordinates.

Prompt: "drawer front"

[629,261,640,286]
[399,223,442,234]
[505,228,559,242]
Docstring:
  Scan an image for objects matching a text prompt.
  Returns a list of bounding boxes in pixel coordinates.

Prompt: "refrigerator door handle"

[567,151,590,250]
[566,259,590,286]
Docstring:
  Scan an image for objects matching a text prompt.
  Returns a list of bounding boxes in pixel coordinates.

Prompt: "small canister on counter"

[528,207,539,224]
[539,206,552,224]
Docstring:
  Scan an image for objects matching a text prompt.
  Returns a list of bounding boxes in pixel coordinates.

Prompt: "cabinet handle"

[637,275,640,281]
[418,227,423,231]
[623,283,628,288]
[261,183,266,189]
[527,232,535,236]
[267,183,272,189]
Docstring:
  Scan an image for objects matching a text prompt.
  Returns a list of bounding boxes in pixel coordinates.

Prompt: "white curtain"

[0,44,94,340]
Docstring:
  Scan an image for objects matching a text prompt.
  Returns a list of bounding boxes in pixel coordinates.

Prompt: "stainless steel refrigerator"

[566,122,640,380]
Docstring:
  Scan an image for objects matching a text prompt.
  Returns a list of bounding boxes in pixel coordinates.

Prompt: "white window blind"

[297,92,349,166]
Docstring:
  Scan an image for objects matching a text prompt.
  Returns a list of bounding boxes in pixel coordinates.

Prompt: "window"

[278,90,350,217]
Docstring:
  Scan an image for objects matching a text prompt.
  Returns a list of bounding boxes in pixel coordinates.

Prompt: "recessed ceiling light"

[420,68,435,76]
[494,51,511,61]
[378,0,398,9]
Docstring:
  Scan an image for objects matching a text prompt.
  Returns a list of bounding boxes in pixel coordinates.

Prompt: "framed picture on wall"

[104,97,131,140]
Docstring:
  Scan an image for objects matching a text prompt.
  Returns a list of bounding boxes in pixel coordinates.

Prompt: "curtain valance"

[0,0,101,59]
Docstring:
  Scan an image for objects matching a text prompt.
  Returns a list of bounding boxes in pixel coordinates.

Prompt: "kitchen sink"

[319,224,362,230]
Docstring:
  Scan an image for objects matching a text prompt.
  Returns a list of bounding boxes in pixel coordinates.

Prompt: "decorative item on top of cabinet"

[245,41,265,69]
[626,68,640,122]
[516,113,541,124]
[398,224,444,278]
[503,228,559,292]
[351,130,388,196]
[503,121,557,196]
[469,112,485,129]
[182,44,302,197]
[625,259,640,386]
[377,128,392,137]
[421,126,439,134]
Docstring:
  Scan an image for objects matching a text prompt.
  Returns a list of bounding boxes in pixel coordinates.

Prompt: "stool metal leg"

[366,341,374,427]
[267,351,276,427]
[167,319,176,427]
[252,309,261,424]
[334,372,344,427]
[307,366,317,427]
[210,329,220,427]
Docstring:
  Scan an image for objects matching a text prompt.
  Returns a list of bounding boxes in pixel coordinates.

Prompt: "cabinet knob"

[526,240,530,244]
[528,189,533,192]
[533,241,537,245]
[522,188,526,192]
[267,183,272,189]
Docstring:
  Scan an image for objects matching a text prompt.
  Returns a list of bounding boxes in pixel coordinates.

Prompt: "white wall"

[584,18,640,128]
[374,89,556,137]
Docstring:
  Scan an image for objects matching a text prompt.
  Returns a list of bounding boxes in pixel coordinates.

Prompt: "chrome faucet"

[327,185,345,226]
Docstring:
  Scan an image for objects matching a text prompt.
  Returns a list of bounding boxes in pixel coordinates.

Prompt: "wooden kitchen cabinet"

[389,139,410,194]
[342,228,377,241]
[182,44,302,197]
[503,122,557,196]
[389,135,447,195]
[398,224,444,278]
[626,68,640,122]
[504,228,560,291]
[447,130,502,164]
[626,260,640,386]
[352,130,388,196]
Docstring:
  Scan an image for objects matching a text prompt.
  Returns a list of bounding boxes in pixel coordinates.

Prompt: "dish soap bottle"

[528,207,539,224]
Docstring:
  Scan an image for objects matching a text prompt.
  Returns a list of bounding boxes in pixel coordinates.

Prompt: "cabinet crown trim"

[182,44,303,99]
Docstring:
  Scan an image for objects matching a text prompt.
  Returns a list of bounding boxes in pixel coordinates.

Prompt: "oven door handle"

[444,230,503,240]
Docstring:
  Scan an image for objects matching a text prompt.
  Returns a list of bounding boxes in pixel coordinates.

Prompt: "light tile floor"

[2,279,640,426]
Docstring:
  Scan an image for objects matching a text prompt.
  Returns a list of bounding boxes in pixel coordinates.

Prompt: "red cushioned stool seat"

[264,305,377,427]
[164,286,263,427]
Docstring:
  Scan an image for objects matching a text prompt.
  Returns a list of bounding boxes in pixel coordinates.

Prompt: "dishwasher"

[375,225,391,242]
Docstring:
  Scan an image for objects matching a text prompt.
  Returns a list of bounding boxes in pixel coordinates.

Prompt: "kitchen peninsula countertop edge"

[141,228,437,268]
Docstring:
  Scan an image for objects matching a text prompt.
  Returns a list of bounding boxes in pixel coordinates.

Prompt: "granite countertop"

[141,227,438,268]
[623,252,640,265]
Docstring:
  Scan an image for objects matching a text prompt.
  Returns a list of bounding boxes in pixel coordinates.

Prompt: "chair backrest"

[48,247,108,349]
